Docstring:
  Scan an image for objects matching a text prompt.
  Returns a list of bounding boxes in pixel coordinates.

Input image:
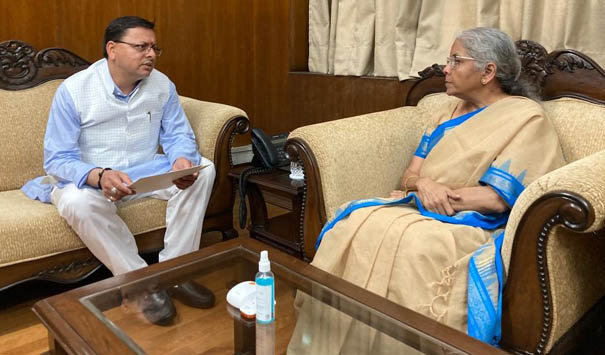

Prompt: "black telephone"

[239,128,290,228]
[251,128,290,169]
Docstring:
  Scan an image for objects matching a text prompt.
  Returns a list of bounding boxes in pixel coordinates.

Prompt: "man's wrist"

[87,168,102,188]
[172,157,193,170]
[97,168,112,189]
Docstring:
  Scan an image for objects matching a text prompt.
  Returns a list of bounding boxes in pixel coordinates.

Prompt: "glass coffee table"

[33,237,505,354]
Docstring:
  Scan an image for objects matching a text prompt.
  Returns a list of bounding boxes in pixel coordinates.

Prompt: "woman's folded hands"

[416,177,461,215]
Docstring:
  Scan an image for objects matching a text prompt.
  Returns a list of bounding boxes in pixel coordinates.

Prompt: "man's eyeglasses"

[445,55,476,69]
[114,40,162,56]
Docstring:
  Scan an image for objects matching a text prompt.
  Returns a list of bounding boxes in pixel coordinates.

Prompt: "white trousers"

[51,158,216,275]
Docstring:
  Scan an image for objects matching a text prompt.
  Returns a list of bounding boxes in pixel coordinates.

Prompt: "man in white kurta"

[23,16,214,325]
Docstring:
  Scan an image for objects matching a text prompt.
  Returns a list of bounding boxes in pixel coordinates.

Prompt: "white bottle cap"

[259,250,271,272]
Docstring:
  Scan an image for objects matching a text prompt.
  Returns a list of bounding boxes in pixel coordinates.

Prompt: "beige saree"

[287,96,565,354]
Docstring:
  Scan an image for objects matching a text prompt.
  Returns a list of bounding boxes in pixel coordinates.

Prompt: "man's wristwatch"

[97,168,112,189]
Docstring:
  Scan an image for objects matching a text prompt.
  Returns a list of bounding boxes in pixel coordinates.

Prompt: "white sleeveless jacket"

[63,59,171,170]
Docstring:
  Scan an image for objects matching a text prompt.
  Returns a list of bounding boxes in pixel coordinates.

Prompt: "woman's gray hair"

[456,27,537,100]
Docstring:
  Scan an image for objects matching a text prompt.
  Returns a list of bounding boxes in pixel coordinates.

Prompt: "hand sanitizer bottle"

[256,250,275,355]
[255,250,274,323]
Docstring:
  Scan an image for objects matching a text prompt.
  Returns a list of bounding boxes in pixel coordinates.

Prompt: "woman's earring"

[481,79,487,85]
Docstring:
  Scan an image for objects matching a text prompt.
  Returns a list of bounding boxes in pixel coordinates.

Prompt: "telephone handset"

[239,128,289,228]
[251,128,279,168]
[251,128,290,169]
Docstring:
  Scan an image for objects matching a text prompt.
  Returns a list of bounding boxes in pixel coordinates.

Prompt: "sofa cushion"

[543,98,605,163]
[0,80,62,192]
[417,92,457,111]
[0,190,168,267]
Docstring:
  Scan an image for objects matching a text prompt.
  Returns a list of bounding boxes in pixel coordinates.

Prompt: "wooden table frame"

[33,237,506,354]
[229,165,307,259]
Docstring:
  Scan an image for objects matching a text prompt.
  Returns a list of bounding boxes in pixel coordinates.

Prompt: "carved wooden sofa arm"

[501,149,605,354]
[181,97,249,239]
[286,105,430,260]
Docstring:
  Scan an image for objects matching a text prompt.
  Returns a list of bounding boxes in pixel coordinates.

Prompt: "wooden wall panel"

[54,0,155,63]
[289,0,309,71]
[1,0,407,140]
[0,0,58,48]
[153,0,254,113]
[289,73,411,127]
[53,0,255,119]
[252,0,291,134]
[1,0,256,134]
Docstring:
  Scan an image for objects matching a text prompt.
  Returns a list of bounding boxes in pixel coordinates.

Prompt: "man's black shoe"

[137,289,176,326]
[168,281,215,309]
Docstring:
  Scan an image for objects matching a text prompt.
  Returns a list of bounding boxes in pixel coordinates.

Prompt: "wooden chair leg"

[48,332,68,355]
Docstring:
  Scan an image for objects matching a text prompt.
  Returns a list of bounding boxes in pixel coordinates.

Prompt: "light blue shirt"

[22,64,201,203]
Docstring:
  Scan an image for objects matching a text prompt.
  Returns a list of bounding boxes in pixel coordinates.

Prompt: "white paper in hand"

[128,165,207,194]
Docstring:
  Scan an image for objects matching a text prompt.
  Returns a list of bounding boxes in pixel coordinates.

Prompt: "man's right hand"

[88,168,134,202]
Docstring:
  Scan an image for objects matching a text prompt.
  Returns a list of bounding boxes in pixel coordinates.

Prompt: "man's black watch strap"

[97,168,112,189]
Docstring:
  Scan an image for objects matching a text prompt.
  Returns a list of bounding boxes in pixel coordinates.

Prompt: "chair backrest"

[405,40,605,106]
[409,40,605,164]
[543,98,605,163]
[521,41,605,162]
[0,40,89,191]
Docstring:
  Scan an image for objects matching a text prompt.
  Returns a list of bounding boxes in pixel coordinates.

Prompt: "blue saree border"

[315,193,507,250]
[315,197,410,250]
[414,106,487,158]
[479,164,526,207]
[467,230,505,346]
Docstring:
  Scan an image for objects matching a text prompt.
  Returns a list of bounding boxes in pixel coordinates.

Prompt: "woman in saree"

[287,27,565,353]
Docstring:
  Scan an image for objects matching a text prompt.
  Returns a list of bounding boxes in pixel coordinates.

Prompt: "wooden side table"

[229,165,307,260]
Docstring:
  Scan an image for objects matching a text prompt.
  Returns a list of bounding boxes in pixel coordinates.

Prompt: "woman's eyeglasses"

[445,55,476,69]
[114,40,163,56]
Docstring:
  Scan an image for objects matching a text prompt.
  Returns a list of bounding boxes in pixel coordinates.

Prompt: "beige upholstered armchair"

[0,41,249,291]
[285,41,605,354]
